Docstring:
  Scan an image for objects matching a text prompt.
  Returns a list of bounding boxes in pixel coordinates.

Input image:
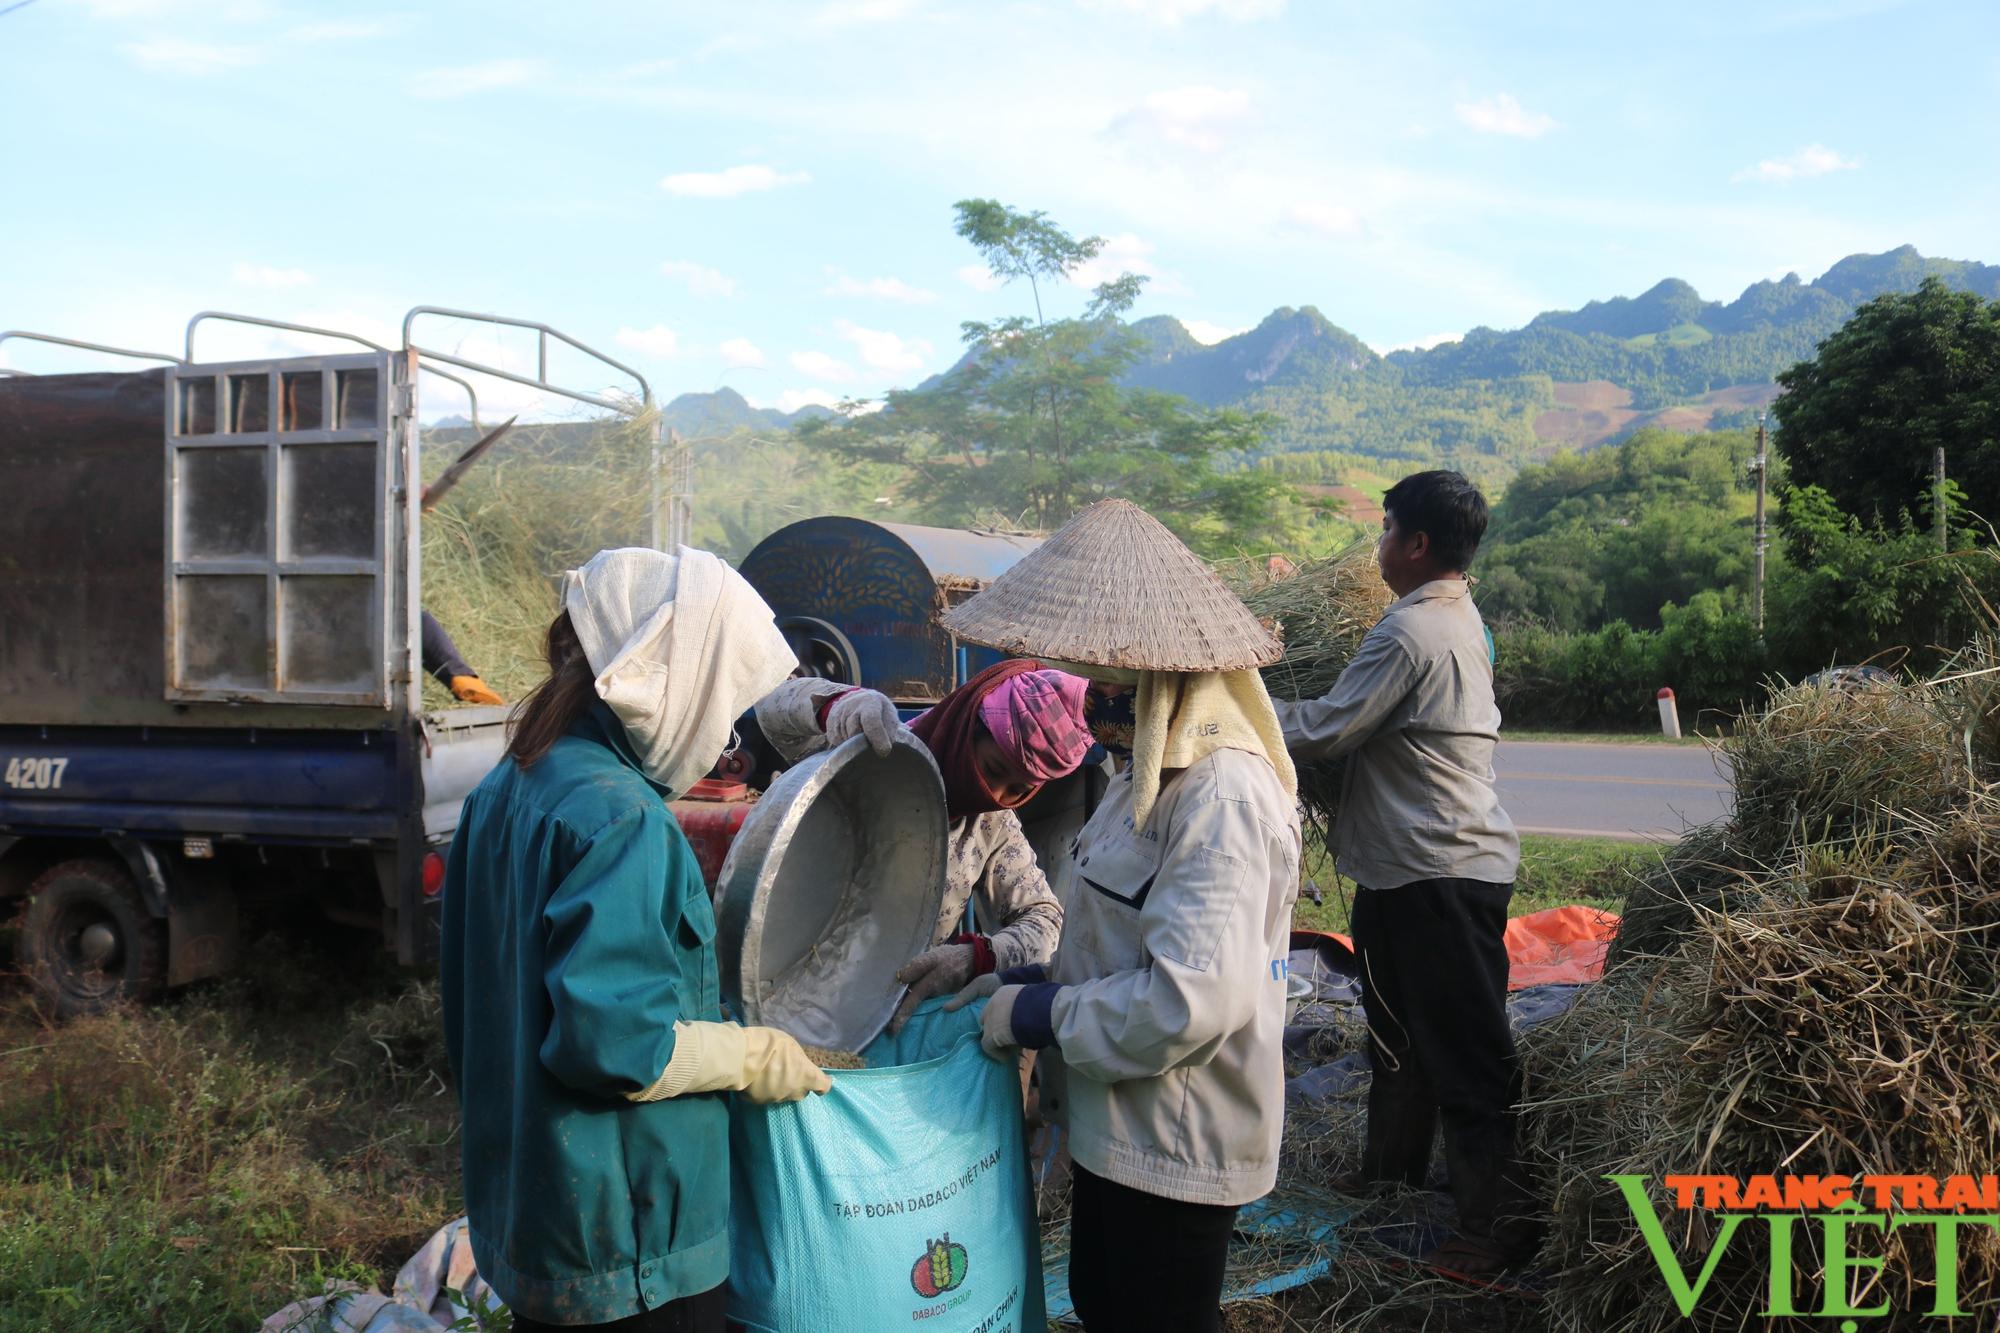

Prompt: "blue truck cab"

[0,345,506,1013]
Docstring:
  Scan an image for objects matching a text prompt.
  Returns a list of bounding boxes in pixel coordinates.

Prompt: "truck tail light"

[422,851,446,897]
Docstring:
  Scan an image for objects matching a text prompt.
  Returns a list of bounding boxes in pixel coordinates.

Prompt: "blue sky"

[3,0,1996,419]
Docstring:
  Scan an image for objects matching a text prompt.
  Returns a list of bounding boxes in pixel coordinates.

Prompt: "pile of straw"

[419,410,658,702]
[1517,660,2000,1330]
[1228,543,1392,846]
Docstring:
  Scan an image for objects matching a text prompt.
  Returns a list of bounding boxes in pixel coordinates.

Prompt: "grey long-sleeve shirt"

[1274,578,1519,890]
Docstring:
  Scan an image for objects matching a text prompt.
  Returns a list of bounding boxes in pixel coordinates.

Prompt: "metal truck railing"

[7,306,694,547]
[401,306,687,548]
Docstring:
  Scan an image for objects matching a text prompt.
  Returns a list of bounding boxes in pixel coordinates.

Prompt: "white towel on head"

[564,546,798,796]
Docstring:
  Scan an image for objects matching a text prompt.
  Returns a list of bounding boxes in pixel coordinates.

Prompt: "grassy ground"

[0,836,1641,1332]
[0,924,461,1333]
[1293,833,1651,935]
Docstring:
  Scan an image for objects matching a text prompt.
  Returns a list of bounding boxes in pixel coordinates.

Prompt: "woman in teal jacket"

[442,547,829,1332]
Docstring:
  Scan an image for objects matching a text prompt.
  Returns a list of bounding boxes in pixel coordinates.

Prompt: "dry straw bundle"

[1518,661,2000,1331]
[1226,542,1393,845]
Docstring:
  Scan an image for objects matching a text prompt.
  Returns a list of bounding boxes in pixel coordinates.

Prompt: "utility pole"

[1752,414,1769,636]
[1934,445,1948,552]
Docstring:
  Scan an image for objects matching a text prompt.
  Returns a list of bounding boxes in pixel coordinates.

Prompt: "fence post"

[1657,687,1681,740]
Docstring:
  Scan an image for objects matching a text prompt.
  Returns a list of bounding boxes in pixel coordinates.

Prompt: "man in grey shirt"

[1275,469,1538,1277]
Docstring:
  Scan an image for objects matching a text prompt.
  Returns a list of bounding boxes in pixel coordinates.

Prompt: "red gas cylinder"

[669,778,758,894]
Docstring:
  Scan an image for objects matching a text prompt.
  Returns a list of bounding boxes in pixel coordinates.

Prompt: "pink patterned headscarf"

[977,668,1092,783]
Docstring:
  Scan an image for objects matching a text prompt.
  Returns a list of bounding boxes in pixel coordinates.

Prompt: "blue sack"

[727,998,1046,1332]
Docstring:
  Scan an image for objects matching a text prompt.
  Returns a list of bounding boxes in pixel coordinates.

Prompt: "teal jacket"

[441,702,728,1324]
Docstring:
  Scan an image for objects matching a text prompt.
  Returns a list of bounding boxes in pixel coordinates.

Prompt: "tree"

[1773,277,2000,526]
[799,200,1336,555]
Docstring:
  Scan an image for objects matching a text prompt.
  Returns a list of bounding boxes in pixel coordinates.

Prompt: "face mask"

[1083,687,1137,760]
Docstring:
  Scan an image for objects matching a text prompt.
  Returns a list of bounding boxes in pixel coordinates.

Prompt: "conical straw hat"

[941,499,1282,672]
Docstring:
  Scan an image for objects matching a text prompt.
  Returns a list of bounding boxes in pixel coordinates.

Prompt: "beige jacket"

[752,678,1063,971]
[1274,578,1519,890]
[1036,747,1300,1206]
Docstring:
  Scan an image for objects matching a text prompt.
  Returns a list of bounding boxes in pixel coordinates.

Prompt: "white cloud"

[660,164,810,198]
[1287,201,1365,237]
[409,59,545,100]
[1454,93,1556,139]
[719,338,766,368]
[661,260,737,298]
[612,58,679,81]
[817,0,925,24]
[120,39,259,75]
[615,324,681,359]
[790,350,857,382]
[835,320,932,373]
[1070,233,1168,291]
[1112,86,1255,153]
[1182,320,1245,345]
[1733,143,1860,183]
[1373,331,1461,354]
[288,20,391,42]
[82,0,261,15]
[1079,0,1284,23]
[956,265,1004,292]
[773,388,843,414]
[823,271,937,303]
[231,262,312,291]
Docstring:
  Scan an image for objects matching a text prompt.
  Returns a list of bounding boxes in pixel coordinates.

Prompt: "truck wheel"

[19,858,167,1017]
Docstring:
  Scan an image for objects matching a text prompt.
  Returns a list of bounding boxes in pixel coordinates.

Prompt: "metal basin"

[715,732,947,1053]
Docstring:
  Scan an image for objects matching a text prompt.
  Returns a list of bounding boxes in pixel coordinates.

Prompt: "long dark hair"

[505,611,599,769]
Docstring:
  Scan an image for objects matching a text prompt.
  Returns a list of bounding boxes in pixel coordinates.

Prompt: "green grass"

[1292,833,1654,935]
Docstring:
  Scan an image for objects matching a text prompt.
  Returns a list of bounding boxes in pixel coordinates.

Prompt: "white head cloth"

[563,546,798,796]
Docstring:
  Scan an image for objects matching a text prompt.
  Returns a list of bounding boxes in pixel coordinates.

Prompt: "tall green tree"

[799,200,1334,555]
[1773,277,2000,526]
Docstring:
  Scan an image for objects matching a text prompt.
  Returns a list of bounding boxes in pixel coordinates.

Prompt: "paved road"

[1494,740,1733,842]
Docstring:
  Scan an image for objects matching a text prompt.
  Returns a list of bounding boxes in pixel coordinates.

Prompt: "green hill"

[661,246,1999,489]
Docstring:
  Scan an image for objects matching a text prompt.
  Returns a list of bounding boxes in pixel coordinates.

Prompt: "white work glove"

[824,689,900,757]
[625,1021,832,1105]
[942,972,1002,1013]
[976,985,1024,1061]
[889,943,979,1034]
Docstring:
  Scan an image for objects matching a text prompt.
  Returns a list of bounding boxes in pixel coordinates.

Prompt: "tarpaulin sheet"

[1292,903,1618,992]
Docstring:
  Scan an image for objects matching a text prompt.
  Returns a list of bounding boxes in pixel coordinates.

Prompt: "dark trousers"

[1069,1163,1238,1332]
[510,1284,728,1333]
[1352,878,1539,1254]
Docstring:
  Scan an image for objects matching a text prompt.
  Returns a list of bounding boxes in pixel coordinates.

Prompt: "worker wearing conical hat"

[941,499,1301,1333]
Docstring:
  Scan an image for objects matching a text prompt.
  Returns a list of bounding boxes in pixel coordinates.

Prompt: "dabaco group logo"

[911,1233,969,1300]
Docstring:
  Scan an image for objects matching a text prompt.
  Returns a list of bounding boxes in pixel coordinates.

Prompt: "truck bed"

[0,707,507,848]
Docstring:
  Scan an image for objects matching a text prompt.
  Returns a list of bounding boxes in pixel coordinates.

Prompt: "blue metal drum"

[738,518,1042,704]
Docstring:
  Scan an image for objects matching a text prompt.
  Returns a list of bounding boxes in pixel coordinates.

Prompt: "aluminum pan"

[715,732,947,1053]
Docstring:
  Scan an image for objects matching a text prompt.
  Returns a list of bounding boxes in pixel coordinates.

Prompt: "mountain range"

[662,245,2000,476]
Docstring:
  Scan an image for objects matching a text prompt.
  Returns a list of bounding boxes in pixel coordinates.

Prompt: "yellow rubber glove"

[449,674,505,706]
[626,1022,832,1105]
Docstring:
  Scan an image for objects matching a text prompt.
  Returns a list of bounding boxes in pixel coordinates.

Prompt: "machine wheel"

[19,857,167,1017]
[775,614,863,685]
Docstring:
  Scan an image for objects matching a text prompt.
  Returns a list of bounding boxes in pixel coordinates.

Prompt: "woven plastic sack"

[727,998,1046,1332]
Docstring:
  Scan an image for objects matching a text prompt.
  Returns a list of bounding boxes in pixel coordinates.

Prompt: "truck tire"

[19,858,167,1017]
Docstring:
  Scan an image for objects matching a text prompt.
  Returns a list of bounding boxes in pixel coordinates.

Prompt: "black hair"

[1381,470,1489,571]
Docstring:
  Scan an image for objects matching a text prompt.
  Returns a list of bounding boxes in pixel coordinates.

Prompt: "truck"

[0,310,672,1014]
